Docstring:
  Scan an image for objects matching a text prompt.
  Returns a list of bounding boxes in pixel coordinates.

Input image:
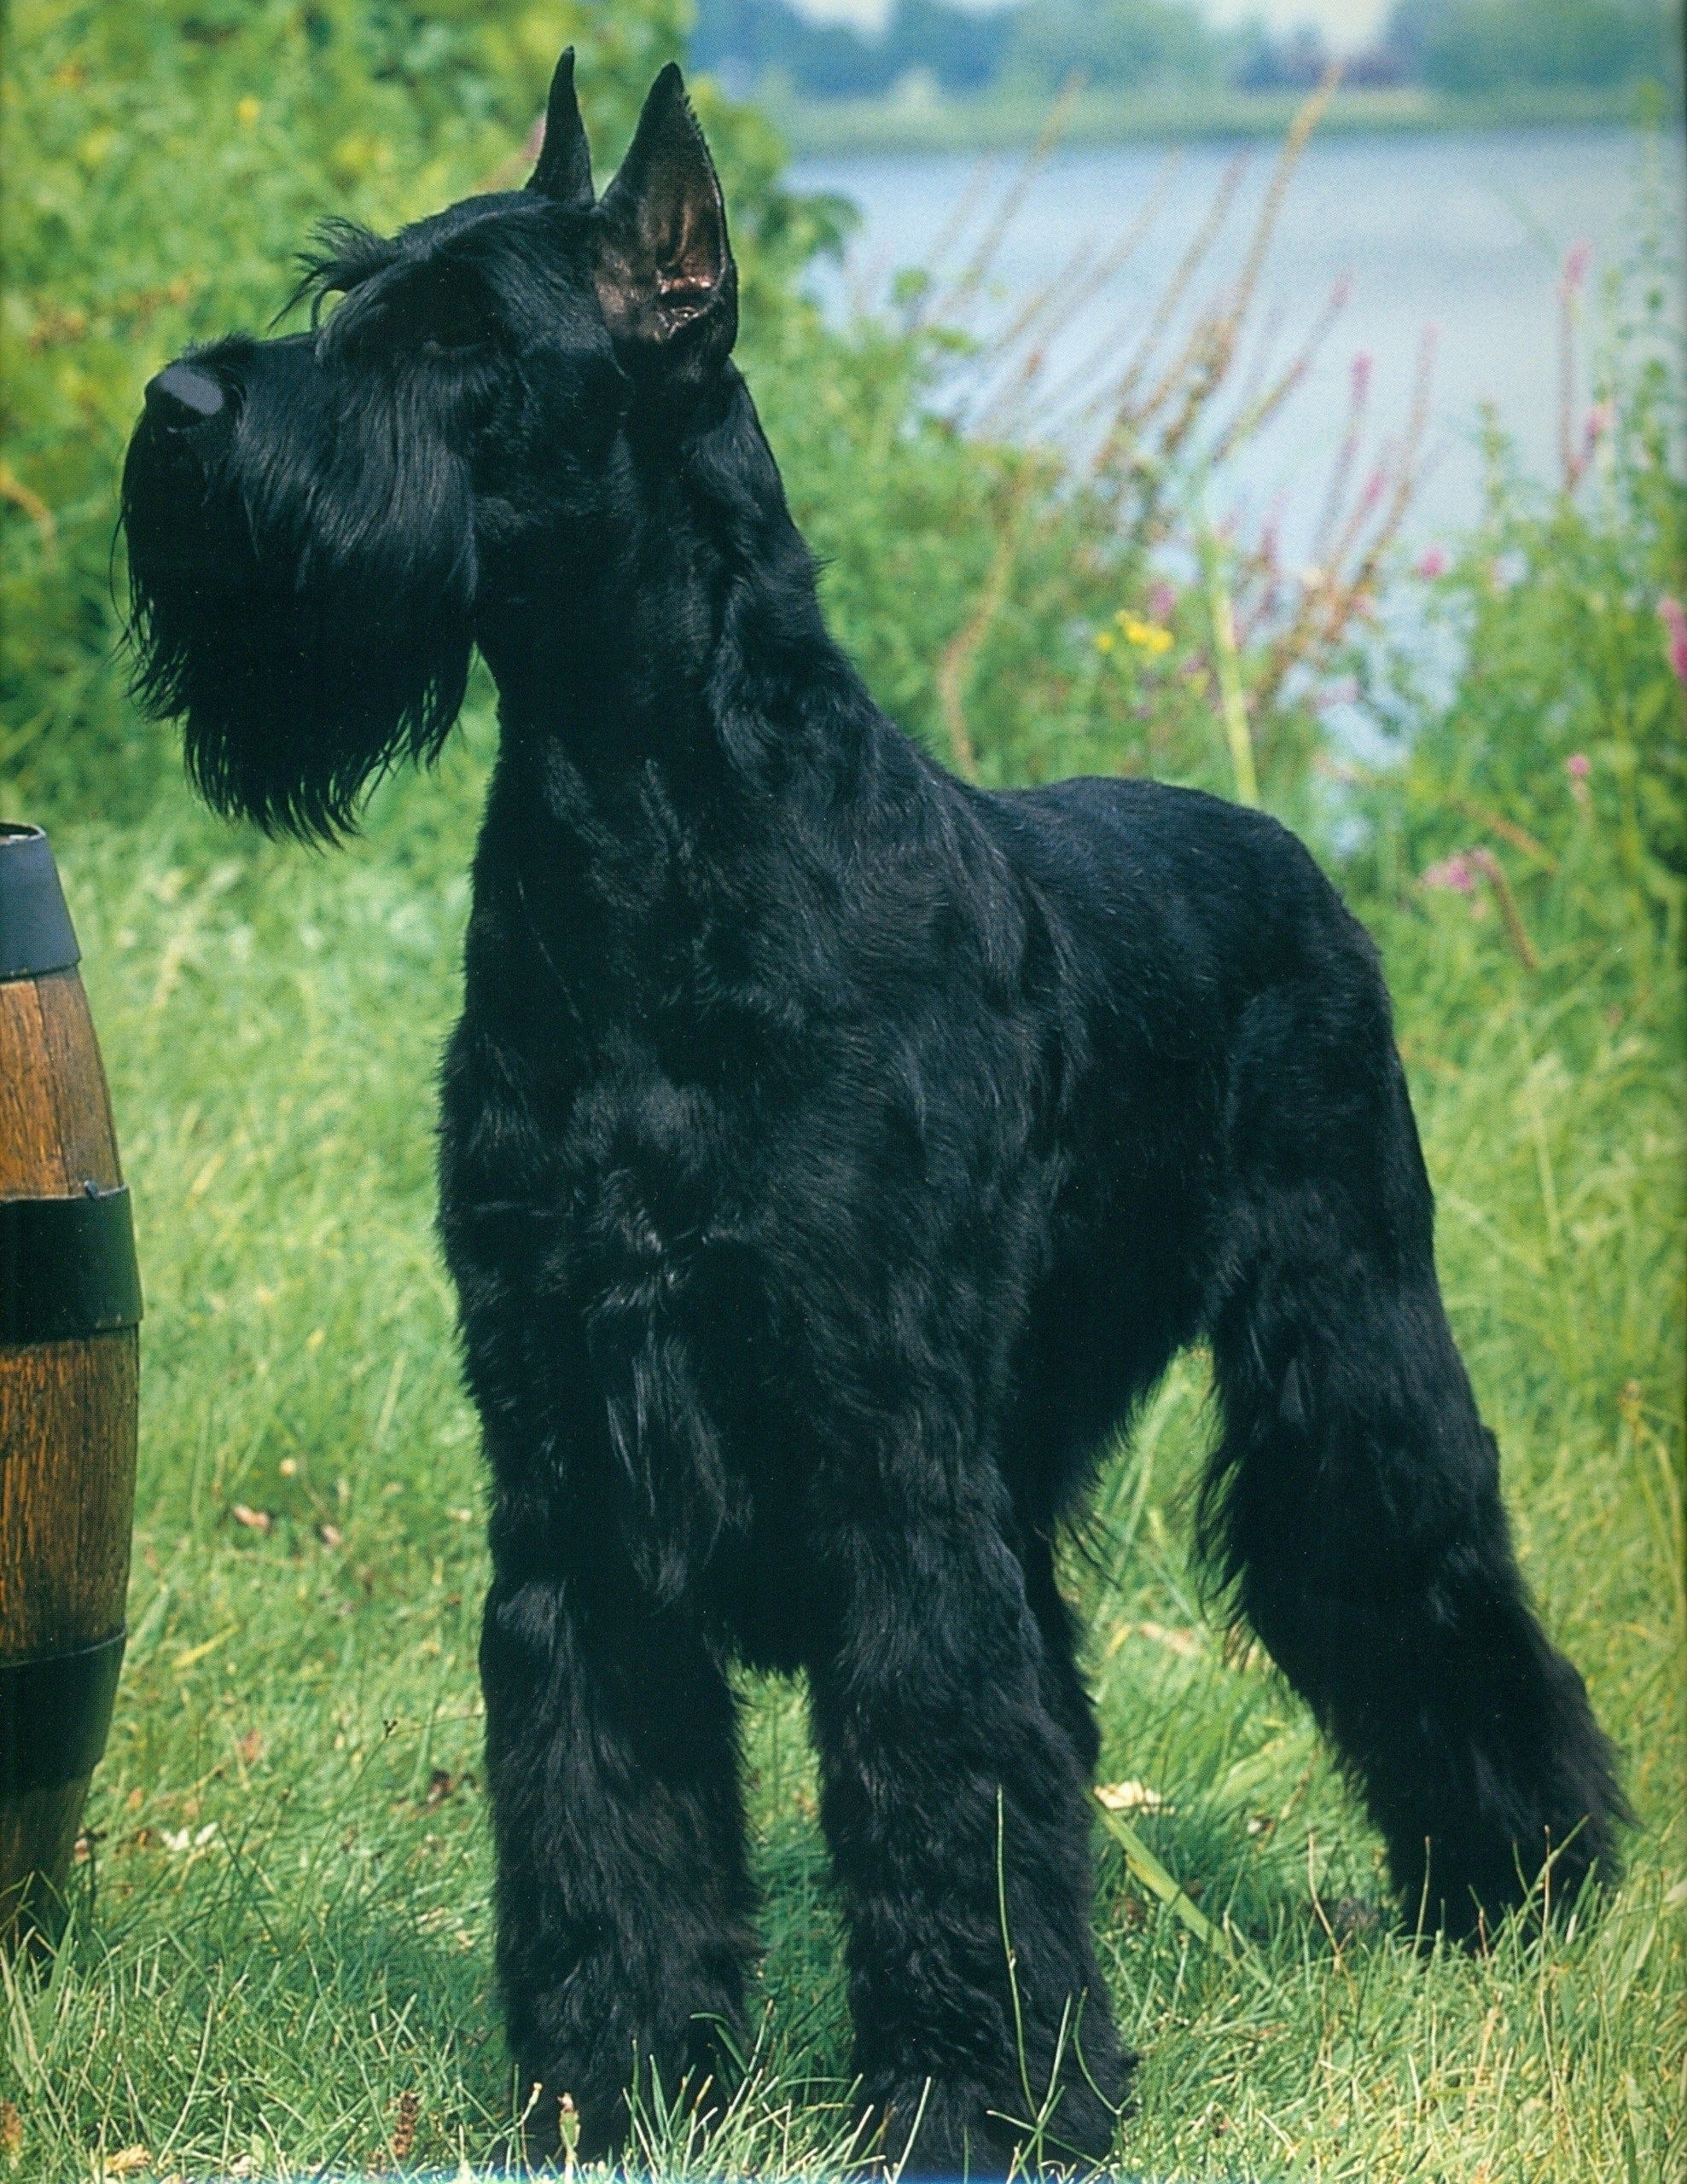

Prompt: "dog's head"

[122,53,736,839]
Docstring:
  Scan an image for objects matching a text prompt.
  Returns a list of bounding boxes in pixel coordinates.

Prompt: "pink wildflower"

[1349,351,1373,410]
[1357,464,1387,518]
[1149,580,1178,624]
[1660,596,1687,688]
[1562,239,1593,297]
[1566,752,1591,809]
[1420,853,1477,896]
[1416,545,1448,580]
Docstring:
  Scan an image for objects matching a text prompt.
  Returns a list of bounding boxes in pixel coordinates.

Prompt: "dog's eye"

[422,289,489,357]
[386,272,488,357]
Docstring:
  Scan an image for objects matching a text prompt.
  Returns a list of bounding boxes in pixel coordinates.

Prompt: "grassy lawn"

[3,701,1680,2184]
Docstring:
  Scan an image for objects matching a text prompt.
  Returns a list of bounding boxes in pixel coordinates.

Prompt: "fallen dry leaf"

[230,1503,274,1534]
[160,1824,218,1855]
[390,2090,419,2164]
[315,1521,344,1548]
[1097,1780,1173,1815]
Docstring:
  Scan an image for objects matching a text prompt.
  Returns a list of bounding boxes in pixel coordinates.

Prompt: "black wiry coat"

[122,54,1626,2178]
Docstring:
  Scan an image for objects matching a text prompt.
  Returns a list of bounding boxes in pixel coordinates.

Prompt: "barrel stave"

[0,828,140,1950]
[0,1337,139,1653]
[0,972,122,1194]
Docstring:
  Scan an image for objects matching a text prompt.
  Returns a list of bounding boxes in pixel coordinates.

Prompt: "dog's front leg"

[479,1553,753,2164]
[806,1483,1132,2180]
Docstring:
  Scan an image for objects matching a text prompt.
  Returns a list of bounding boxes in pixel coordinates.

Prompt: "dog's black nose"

[144,363,226,430]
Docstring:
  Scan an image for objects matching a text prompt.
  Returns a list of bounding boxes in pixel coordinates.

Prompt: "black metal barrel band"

[0,1188,144,1345]
[0,1631,126,1795]
[0,823,81,981]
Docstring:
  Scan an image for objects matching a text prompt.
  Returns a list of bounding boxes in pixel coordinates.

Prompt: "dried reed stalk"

[928,73,1085,325]
[935,466,1040,779]
[978,150,1187,435]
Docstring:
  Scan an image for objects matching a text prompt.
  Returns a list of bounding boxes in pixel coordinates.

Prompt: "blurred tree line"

[1390,0,1675,92]
[692,0,1682,102]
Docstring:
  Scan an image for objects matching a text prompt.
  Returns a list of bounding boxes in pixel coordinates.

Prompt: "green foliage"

[1357,239,1686,951]
[0,0,823,822]
[3,0,1338,840]
[748,313,1329,824]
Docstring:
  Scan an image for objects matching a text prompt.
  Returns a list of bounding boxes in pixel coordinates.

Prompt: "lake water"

[793,127,1684,557]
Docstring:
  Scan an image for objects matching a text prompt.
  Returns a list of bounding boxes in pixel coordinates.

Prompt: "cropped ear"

[527,47,594,208]
[594,64,737,371]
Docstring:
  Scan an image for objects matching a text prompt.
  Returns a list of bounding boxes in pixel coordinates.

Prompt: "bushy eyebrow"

[284,218,403,328]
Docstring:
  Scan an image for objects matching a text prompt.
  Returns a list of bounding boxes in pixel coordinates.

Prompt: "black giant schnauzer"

[123,52,1626,2177]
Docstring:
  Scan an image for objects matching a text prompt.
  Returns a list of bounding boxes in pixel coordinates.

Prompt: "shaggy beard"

[121,369,477,842]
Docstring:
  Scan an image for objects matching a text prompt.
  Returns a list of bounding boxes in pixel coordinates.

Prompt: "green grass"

[2,700,1681,2184]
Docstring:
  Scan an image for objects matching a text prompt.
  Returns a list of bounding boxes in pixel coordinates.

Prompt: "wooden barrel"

[0,822,141,1949]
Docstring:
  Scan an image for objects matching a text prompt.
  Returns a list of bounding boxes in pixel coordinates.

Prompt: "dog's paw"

[864,2051,1135,2181]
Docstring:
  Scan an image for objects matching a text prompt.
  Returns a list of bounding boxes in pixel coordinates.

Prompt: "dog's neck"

[476,367,875,813]
[464,369,915,1024]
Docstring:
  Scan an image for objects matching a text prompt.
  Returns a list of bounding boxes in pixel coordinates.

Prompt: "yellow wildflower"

[1094,629,1116,654]
[236,96,262,126]
[1117,612,1174,654]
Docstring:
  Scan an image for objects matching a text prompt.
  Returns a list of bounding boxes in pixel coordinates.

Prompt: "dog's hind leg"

[1200,965,1627,1940]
